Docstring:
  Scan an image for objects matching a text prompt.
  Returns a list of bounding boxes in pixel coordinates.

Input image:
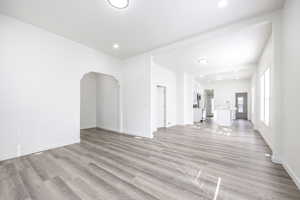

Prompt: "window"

[260,68,270,126]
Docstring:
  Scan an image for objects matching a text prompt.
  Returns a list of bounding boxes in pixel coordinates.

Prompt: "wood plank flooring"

[1,120,300,200]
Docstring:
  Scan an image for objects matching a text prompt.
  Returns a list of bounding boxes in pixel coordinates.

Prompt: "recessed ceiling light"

[199,75,205,78]
[107,0,129,9]
[197,58,208,65]
[218,0,228,8]
[113,43,120,49]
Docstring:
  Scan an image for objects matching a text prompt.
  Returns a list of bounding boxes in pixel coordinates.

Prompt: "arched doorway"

[80,72,121,133]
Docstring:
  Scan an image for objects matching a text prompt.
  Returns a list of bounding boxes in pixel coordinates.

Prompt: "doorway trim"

[156,85,167,128]
[80,71,122,134]
[235,92,248,120]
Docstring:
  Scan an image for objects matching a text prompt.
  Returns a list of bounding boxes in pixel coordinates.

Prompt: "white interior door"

[157,86,166,128]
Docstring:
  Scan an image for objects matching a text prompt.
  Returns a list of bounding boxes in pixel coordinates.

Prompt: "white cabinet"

[215,109,232,126]
[193,108,203,122]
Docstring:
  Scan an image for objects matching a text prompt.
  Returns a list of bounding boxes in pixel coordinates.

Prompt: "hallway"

[1,121,299,200]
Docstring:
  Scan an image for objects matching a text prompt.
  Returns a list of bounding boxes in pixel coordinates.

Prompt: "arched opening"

[80,72,121,133]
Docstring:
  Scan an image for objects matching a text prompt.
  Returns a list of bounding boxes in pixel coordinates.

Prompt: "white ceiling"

[153,23,272,82]
[195,66,256,83]
[0,0,284,59]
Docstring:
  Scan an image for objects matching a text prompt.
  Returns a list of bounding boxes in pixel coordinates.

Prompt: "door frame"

[235,92,248,120]
[157,85,167,128]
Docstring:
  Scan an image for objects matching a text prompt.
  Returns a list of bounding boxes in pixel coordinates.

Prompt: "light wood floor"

[1,120,300,200]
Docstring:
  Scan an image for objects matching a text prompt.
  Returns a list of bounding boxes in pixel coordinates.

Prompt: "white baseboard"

[124,131,153,139]
[254,128,274,151]
[283,162,300,190]
[0,139,80,162]
[97,127,153,139]
[80,125,97,130]
[96,126,120,134]
[271,154,282,164]
[254,129,300,190]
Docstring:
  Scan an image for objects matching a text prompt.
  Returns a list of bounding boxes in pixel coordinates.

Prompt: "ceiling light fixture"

[197,58,208,65]
[113,43,120,49]
[107,0,129,9]
[218,0,228,8]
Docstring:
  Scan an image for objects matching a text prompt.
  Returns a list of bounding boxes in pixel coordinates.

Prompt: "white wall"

[96,74,120,132]
[0,13,170,161]
[156,86,166,128]
[122,54,152,138]
[183,73,194,124]
[251,36,275,149]
[150,61,196,130]
[176,71,185,125]
[80,73,97,129]
[151,61,177,132]
[281,0,300,188]
[203,79,251,118]
[250,1,300,188]
[0,14,122,161]
[175,71,195,125]
[249,2,300,188]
